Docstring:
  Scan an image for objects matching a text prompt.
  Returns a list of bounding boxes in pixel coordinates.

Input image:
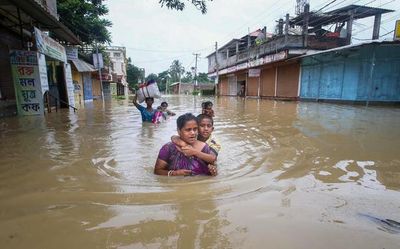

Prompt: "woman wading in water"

[154,113,216,176]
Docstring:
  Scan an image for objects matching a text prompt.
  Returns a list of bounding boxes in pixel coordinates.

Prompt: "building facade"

[0,0,81,116]
[105,46,128,97]
[208,4,393,102]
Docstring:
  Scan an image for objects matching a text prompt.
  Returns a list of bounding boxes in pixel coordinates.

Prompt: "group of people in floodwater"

[133,95,220,176]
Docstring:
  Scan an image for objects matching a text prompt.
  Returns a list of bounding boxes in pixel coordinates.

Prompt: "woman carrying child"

[154,113,217,176]
[171,114,220,176]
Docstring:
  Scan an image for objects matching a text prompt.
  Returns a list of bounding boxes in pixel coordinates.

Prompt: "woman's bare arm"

[154,158,191,176]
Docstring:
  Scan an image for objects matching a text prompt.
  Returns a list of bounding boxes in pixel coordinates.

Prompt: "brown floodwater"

[0,95,400,249]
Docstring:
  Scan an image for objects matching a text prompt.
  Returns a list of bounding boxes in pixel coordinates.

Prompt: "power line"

[315,0,339,13]
[125,46,213,53]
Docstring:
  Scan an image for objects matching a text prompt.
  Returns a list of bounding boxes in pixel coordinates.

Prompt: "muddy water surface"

[0,96,399,249]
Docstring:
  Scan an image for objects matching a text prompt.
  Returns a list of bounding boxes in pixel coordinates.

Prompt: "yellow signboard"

[395,20,400,40]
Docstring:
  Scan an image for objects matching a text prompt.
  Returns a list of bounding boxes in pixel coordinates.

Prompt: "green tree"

[181,71,193,83]
[169,60,185,83]
[145,73,159,83]
[57,0,112,44]
[158,70,171,92]
[126,58,142,90]
[196,72,210,83]
[159,0,212,14]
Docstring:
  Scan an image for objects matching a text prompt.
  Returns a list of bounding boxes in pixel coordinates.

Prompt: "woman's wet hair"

[197,114,213,125]
[145,97,154,102]
[161,101,168,107]
[177,113,198,130]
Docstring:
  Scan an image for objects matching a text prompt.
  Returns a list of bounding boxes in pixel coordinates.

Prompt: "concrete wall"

[0,27,23,116]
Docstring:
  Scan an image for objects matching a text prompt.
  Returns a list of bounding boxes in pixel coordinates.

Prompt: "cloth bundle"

[137,79,161,103]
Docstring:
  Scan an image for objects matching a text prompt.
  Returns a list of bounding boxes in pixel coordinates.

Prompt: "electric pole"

[215,42,219,96]
[95,43,104,100]
[193,53,200,89]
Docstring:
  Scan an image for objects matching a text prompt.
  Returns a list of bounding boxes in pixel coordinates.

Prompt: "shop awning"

[71,59,96,72]
[6,0,81,45]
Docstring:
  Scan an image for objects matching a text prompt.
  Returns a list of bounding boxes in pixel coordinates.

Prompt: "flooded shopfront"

[0,96,399,248]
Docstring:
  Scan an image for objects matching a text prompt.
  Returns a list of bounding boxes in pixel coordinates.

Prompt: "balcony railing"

[209,34,347,73]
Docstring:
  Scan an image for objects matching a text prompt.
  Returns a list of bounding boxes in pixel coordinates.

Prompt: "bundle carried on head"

[137,79,161,103]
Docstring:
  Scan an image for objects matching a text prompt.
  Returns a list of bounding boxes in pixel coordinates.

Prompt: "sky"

[106,0,400,76]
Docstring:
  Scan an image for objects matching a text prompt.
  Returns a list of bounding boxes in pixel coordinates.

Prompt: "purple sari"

[158,142,211,175]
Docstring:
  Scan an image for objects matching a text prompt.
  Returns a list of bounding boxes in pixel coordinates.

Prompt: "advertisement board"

[248,69,261,77]
[10,50,44,115]
[34,27,67,62]
[64,63,76,108]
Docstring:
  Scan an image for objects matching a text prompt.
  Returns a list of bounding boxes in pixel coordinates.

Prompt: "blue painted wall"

[300,43,400,102]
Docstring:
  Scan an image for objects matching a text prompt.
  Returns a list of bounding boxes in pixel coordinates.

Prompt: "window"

[114,52,121,57]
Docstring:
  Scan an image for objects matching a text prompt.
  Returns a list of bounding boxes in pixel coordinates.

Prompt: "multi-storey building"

[207,4,394,102]
[104,46,128,97]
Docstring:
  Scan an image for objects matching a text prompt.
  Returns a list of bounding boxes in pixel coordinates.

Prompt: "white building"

[105,46,128,96]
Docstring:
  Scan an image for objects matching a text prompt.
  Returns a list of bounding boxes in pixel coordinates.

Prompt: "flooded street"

[1,95,400,249]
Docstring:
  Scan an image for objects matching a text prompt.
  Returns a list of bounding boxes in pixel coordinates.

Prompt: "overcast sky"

[106,0,400,76]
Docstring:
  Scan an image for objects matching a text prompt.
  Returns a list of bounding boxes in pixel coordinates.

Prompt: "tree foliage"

[169,60,185,82]
[157,70,171,92]
[181,71,193,83]
[145,73,159,83]
[196,72,210,83]
[57,0,112,44]
[126,58,142,90]
[159,0,212,14]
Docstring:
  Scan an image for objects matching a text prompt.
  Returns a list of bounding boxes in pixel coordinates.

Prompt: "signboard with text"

[93,53,104,69]
[218,50,288,76]
[64,63,76,108]
[34,27,67,62]
[248,69,261,77]
[65,46,78,60]
[10,50,44,116]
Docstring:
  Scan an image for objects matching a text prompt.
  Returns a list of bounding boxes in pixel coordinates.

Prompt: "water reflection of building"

[207,4,398,104]
[86,184,237,248]
[0,0,81,117]
[169,82,215,95]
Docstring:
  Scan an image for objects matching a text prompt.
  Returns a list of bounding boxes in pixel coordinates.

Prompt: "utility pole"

[193,53,200,91]
[215,42,219,96]
[95,43,104,99]
[303,4,310,48]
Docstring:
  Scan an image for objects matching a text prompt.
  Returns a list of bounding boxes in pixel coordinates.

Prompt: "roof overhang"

[294,40,400,59]
[290,4,394,27]
[2,0,81,45]
[71,59,96,72]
